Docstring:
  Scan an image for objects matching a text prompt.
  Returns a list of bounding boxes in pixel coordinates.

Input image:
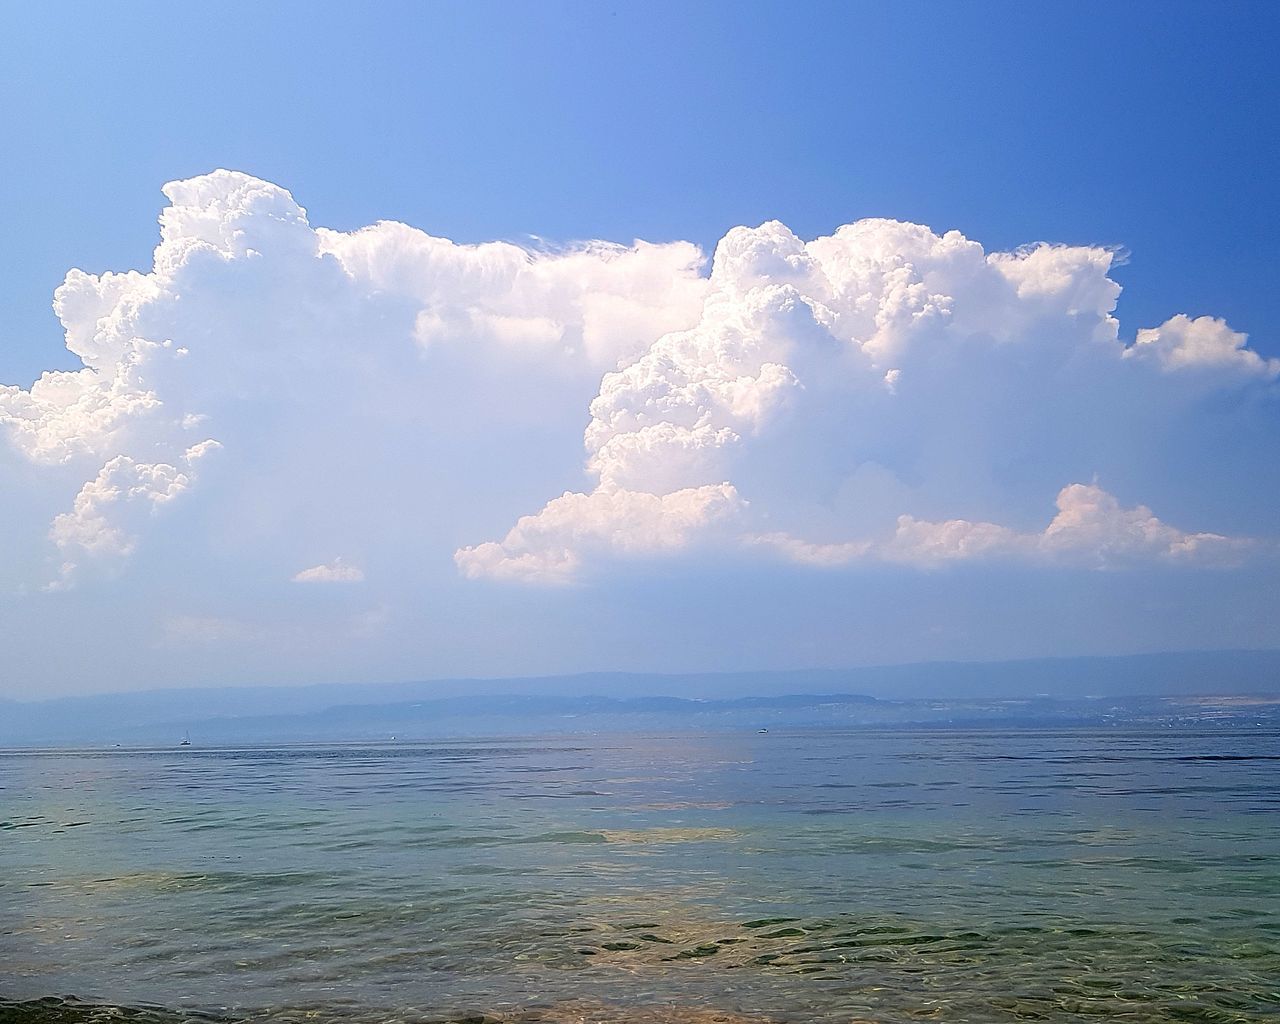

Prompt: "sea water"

[1,729,1277,1022]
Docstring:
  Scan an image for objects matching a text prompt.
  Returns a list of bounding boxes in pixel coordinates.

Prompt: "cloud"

[0,170,1273,600]
[1124,314,1279,377]
[47,439,220,589]
[460,217,1273,581]
[455,483,741,584]
[294,559,365,584]
[0,170,708,588]
[750,483,1248,570]
[1035,483,1244,566]
[319,221,707,369]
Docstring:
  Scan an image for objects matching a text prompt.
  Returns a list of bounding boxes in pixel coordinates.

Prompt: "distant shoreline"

[6,650,1280,748]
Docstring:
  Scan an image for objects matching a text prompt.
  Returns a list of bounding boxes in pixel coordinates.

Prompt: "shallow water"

[2,729,1278,1022]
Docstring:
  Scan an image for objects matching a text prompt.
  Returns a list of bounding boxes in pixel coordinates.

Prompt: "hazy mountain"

[2,649,1278,746]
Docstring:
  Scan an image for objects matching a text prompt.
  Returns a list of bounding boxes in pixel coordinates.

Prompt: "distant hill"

[2,649,1278,746]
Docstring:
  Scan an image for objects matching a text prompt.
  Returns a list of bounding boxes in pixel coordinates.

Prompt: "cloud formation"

[750,483,1246,570]
[293,559,365,584]
[1124,314,1278,377]
[0,170,1274,598]
[458,217,1273,580]
[47,439,220,589]
[456,483,742,584]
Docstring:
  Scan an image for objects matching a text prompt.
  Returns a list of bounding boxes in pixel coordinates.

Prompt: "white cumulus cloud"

[0,170,708,588]
[0,170,1273,600]
[1125,314,1279,377]
[751,483,1247,570]
[47,439,220,589]
[460,216,1273,581]
[455,483,742,584]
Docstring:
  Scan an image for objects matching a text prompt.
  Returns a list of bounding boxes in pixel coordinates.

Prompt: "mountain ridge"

[3,649,1279,746]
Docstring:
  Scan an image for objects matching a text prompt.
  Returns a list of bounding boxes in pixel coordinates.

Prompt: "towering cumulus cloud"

[457,219,1274,581]
[0,171,1274,595]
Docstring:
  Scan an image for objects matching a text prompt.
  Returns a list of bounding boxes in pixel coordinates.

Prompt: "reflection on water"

[1,730,1277,1022]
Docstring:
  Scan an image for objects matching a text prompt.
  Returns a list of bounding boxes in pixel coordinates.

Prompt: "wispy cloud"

[294,559,365,584]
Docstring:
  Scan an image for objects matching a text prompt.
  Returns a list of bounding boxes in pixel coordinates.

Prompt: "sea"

[1,728,1277,1023]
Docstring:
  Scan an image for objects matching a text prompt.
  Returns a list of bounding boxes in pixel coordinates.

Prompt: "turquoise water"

[1,729,1278,1022]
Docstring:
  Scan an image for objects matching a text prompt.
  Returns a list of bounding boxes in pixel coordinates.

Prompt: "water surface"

[2,729,1277,1022]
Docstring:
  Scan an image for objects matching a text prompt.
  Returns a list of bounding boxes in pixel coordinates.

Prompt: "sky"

[1,2,1278,698]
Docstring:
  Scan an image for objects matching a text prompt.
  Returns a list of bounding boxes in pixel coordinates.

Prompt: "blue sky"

[1,3,1278,696]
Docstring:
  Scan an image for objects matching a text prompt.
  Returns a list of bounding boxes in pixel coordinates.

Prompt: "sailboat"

[179,731,191,746]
